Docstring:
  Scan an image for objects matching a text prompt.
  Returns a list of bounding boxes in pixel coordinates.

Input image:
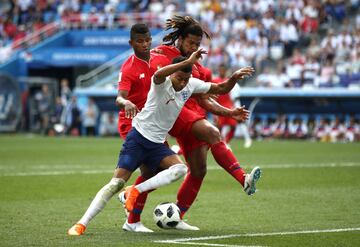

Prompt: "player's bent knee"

[207,127,222,144]
[169,164,187,182]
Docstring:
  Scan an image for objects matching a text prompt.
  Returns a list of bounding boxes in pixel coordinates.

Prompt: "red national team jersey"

[212,77,234,109]
[156,45,209,80]
[118,52,170,134]
[194,66,212,117]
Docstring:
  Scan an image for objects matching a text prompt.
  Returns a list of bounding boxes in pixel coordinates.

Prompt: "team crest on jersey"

[180,90,190,101]
[139,73,145,79]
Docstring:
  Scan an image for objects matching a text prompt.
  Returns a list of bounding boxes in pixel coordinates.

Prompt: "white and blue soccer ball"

[153,202,181,229]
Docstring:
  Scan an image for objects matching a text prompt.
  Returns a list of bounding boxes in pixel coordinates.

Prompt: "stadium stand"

[0,0,359,142]
[2,0,357,87]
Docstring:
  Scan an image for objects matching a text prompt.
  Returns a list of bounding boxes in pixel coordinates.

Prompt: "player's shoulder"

[120,55,136,72]
[156,45,180,57]
[188,77,204,85]
[195,62,208,72]
[202,66,212,81]
[156,44,174,52]
[150,51,170,64]
[202,66,211,74]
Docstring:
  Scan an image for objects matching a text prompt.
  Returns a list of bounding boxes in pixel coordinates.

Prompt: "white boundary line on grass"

[153,227,360,247]
[0,162,359,177]
[0,169,112,176]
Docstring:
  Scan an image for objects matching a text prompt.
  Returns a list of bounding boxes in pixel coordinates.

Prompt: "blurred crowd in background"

[249,114,360,142]
[31,74,360,142]
[30,78,118,137]
[1,0,360,141]
[1,0,360,88]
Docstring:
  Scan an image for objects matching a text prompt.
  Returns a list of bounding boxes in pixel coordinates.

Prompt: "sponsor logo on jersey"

[166,98,175,104]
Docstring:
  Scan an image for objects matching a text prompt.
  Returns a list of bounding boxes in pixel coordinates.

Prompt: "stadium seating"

[0,0,359,140]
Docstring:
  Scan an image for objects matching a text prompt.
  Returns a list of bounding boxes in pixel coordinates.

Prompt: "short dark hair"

[130,23,150,39]
[172,56,192,73]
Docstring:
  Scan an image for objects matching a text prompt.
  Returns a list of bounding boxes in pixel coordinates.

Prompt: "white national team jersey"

[133,76,211,143]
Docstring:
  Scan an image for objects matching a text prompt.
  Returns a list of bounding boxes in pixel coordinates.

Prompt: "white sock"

[78,178,125,226]
[136,164,187,193]
[240,123,251,142]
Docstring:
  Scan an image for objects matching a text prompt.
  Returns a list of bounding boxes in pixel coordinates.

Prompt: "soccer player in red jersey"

[117,29,170,140]
[122,16,261,231]
[212,64,252,147]
[212,64,239,143]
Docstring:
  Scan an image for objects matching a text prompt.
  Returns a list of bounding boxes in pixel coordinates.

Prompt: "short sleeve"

[118,69,132,91]
[190,78,211,94]
[151,75,168,90]
[203,67,212,82]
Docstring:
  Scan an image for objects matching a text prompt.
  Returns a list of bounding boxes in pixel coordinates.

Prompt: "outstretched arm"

[153,48,207,84]
[197,95,234,117]
[197,96,249,122]
[207,67,254,95]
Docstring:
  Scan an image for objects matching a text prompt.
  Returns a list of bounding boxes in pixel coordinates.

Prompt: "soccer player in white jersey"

[68,49,253,235]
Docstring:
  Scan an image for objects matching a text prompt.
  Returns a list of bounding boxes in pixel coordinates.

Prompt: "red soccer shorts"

[169,107,208,160]
[118,121,132,140]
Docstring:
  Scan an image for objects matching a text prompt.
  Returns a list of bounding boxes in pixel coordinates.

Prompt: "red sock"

[225,128,235,143]
[128,176,149,223]
[176,172,203,219]
[210,141,246,186]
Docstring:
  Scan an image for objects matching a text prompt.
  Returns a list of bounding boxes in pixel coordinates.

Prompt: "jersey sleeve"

[190,78,211,94]
[151,75,168,90]
[203,67,213,82]
[118,68,132,91]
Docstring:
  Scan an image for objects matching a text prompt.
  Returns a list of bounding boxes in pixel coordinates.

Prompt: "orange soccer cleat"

[124,185,140,212]
[68,223,86,236]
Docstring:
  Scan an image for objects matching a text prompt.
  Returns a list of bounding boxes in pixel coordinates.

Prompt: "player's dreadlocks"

[163,15,211,45]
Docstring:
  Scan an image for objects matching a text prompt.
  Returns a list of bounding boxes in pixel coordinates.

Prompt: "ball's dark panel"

[156,220,164,228]
[154,208,163,217]
[167,205,175,218]
[159,202,170,205]
[167,221,179,227]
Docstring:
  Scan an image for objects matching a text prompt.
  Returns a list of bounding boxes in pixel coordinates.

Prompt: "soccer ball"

[153,202,181,229]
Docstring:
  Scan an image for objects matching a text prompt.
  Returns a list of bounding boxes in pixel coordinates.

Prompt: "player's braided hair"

[163,15,211,45]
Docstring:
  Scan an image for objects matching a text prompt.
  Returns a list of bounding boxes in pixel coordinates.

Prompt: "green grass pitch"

[0,135,359,246]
